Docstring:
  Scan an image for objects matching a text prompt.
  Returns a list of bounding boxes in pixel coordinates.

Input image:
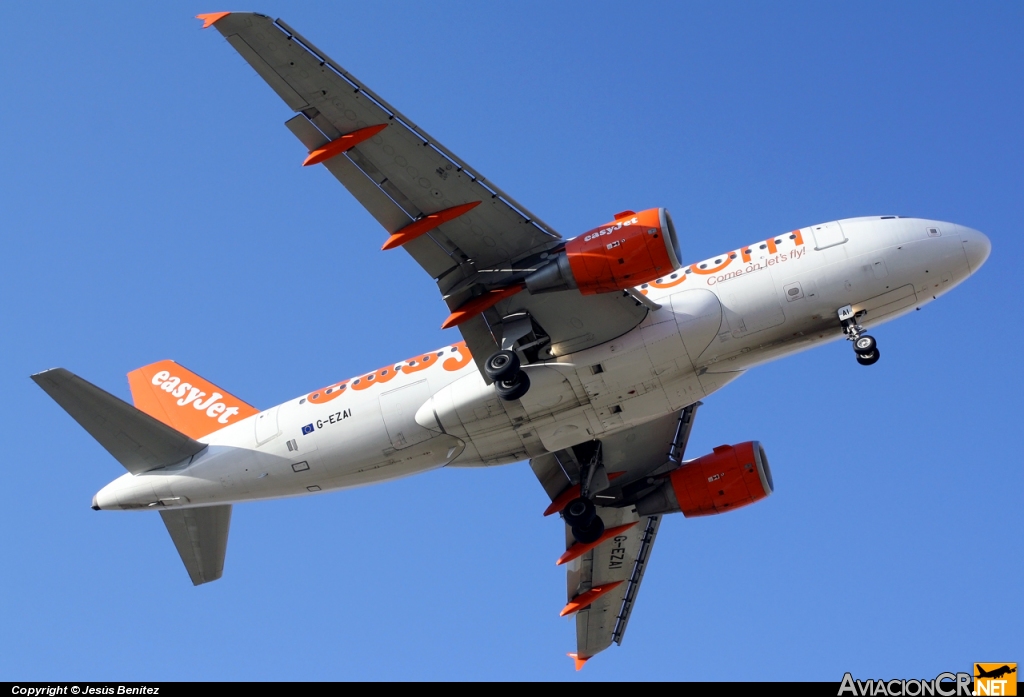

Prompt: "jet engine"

[525,208,681,295]
[636,441,774,517]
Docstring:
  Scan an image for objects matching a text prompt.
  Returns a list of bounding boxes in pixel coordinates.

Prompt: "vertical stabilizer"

[128,360,258,439]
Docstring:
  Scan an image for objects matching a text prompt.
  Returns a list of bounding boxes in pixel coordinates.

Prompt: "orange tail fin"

[127,360,258,439]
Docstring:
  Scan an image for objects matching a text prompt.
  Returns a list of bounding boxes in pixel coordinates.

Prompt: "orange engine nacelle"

[524,208,681,295]
[671,441,773,517]
[636,441,774,517]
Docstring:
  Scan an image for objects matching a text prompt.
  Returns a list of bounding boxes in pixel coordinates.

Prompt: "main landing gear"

[838,305,880,366]
[561,445,606,544]
[563,496,604,543]
[486,349,531,401]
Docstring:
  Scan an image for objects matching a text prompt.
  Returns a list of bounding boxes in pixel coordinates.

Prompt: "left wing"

[531,404,700,668]
[202,13,649,372]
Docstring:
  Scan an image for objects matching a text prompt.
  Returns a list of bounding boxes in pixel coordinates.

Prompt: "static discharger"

[382,201,481,251]
[560,581,623,616]
[441,283,525,330]
[302,124,389,167]
[196,12,230,29]
[556,522,639,566]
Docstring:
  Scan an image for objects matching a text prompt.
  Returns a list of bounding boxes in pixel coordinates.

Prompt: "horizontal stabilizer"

[31,368,206,475]
[160,505,231,585]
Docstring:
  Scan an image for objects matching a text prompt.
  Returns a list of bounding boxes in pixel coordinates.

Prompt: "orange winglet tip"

[382,201,481,251]
[542,472,625,516]
[560,581,623,617]
[556,522,638,566]
[196,12,230,28]
[441,283,525,330]
[303,124,389,166]
[568,653,590,671]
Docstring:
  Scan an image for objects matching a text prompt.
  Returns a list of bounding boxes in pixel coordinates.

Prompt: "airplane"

[976,666,1017,680]
[31,12,991,670]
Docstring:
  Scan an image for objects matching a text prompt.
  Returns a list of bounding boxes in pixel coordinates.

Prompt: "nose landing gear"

[486,349,532,401]
[838,305,880,366]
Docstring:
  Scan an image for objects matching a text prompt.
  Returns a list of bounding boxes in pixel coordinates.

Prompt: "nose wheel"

[838,305,880,366]
[486,349,532,401]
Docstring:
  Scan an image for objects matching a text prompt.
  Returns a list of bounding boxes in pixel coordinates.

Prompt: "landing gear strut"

[561,445,606,544]
[487,349,531,401]
[838,305,880,366]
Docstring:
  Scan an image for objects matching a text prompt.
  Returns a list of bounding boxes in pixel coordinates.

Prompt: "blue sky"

[1,1,1020,681]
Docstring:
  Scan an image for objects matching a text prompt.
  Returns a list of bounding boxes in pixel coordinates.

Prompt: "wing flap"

[284,113,328,151]
[321,153,411,235]
[160,505,232,586]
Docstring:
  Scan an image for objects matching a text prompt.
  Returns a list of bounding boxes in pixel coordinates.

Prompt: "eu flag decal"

[301,423,314,435]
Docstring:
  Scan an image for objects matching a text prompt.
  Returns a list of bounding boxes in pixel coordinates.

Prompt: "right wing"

[561,506,661,668]
[531,404,700,668]
[202,13,649,371]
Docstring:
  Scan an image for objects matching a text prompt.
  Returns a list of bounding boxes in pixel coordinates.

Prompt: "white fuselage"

[93,217,989,511]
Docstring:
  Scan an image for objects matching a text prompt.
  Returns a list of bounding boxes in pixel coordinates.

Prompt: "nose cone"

[959,226,992,274]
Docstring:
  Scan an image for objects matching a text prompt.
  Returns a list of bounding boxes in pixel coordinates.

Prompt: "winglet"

[196,12,230,29]
[568,653,589,671]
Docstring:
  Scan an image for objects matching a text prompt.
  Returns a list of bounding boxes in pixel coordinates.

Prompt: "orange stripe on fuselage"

[306,341,473,404]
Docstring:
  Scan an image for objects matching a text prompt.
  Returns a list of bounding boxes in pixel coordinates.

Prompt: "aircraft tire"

[562,497,597,528]
[571,516,605,545]
[854,335,877,355]
[856,348,880,366]
[484,350,520,382]
[495,371,530,401]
